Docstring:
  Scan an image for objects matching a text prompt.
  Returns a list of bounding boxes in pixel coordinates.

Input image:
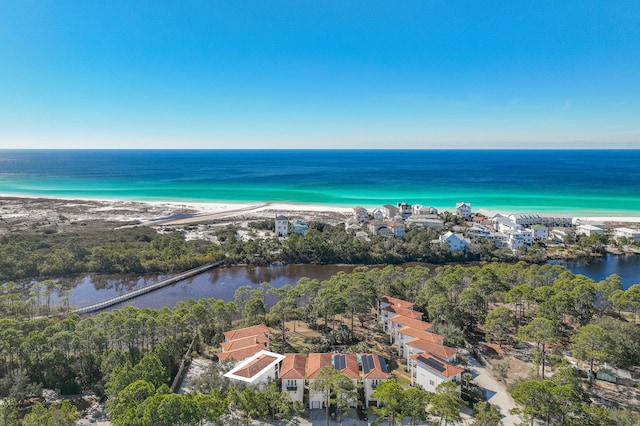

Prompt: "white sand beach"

[0,195,352,236]
[1,194,638,237]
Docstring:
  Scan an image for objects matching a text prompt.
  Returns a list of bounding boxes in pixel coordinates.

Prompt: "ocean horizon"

[1,149,639,216]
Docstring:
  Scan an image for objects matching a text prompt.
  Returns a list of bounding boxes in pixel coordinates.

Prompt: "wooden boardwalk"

[72,260,225,315]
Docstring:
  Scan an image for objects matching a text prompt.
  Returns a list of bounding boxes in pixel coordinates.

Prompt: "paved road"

[464,351,521,426]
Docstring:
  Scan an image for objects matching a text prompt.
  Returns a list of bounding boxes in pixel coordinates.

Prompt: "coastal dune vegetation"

[0,218,553,284]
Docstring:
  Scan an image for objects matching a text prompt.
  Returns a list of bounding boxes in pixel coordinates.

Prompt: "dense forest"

[0,228,225,281]
[2,260,640,424]
[0,221,553,283]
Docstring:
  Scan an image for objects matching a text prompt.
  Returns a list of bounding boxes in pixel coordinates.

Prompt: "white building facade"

[456,202,472,220]
[275,215,289,237]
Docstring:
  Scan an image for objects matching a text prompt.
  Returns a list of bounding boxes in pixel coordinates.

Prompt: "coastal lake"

[55,255,640,311]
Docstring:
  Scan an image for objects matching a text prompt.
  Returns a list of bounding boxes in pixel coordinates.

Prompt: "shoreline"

[1,194,639,229]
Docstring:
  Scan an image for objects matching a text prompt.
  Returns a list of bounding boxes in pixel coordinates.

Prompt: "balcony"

[286,385,298,391]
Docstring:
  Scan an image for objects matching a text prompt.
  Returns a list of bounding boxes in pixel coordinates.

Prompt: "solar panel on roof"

[419,356,446,373]
[334,355,345,371]
[379,356,388,373]
[362,355,372,374]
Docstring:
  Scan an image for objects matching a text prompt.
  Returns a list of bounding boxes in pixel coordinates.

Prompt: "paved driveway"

[464,351,521,426]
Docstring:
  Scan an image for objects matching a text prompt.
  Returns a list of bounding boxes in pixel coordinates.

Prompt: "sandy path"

[143,203,271,225]
[464,351,521,426]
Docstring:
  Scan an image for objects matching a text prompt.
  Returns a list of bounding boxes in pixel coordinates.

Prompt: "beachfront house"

[413,204,438,216]
[494,217,522,233]
[353,206,369,223]
[509,213,573,228]
[550,228,574,244]
[372,208,384,221]
[530,224,549,241]
[275,215,289,237]
[292,218,307,236]
[576,224,604,237]
[397,202,412,220]
[382,204,399,220]
[455,202,472,221]
[612,227,640,242]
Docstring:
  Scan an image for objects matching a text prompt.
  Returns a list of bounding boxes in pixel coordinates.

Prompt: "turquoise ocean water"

[1,149,639,215]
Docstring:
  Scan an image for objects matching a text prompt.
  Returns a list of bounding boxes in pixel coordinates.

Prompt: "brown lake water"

[54,255,640,311]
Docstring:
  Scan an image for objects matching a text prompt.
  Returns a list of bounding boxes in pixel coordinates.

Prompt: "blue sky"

[1,1,639,149]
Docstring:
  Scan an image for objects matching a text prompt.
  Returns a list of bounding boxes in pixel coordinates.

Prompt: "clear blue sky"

[1,1,639,149]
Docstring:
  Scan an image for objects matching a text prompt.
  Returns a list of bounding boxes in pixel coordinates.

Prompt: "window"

[286,379,297,391]
[429,380,435,386]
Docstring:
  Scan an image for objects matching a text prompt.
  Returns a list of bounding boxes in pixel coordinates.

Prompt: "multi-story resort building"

[508,213,572,227]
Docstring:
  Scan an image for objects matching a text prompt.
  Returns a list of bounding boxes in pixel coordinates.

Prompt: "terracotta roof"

[406,338,458,360]
[389,315,433,331]
[333,353,360,379]
[397,327,444,344]
[216,344,266,362]
[361,354,390,380]
[280,354,307,379]
[411,353,464,378]
[220,335,270,352]
[378,295,414,309]
[382,305,423,319]
[306,353,334,379]
[223,324,270,341]
[232,353,280,379]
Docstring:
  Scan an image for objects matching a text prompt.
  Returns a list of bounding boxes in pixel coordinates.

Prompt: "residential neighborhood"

[206,293,467,420]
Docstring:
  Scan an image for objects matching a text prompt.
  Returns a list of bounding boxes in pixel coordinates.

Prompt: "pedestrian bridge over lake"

[72,260,225,315]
